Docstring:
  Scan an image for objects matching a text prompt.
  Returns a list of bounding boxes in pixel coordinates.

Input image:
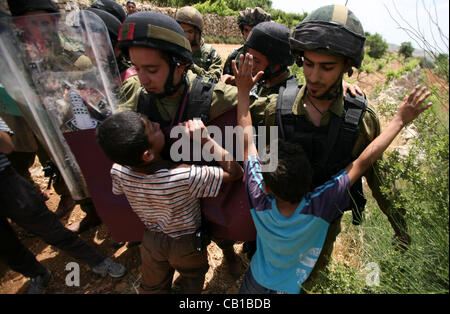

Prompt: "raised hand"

[395,85,432,126]
[232,53,264,94]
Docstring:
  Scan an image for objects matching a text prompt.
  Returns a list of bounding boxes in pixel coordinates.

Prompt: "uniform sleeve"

[118,76,141,108]
[110,165,124,195]
[118,86,143,112]
[208,82,238,120]
[244,155,272,211]
[188,165,223,198]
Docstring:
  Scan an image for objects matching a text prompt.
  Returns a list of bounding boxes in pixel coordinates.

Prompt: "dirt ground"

[1,45,443,294]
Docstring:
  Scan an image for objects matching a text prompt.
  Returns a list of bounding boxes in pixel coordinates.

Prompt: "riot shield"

[0,11,145,241]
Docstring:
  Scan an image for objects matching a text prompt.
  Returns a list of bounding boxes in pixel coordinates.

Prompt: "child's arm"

[345,85,432,185]
[232,53,264,160]
[181,119,243,183]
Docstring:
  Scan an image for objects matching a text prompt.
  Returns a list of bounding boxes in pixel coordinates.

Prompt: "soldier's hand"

[395,85,432,125]
[232,53,264,94]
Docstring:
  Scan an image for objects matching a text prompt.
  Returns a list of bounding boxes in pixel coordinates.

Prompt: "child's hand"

[179,119,210,144]
[395,85,432,126]
[232,53,264,94]
[343,80,363,96]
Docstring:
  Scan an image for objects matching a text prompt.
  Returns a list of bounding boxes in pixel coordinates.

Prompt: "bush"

[365,32,388,59]
[434,53,449,82]
[399,42,414,58]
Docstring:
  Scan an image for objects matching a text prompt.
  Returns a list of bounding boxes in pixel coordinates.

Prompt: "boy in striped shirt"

[234,53,431,294]
[96,110,243,293]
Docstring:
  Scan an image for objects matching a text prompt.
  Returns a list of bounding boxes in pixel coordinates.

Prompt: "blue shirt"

[245,154,351,294]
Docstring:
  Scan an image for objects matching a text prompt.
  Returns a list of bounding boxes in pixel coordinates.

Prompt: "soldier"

[257,4,411,291]
[117,11,244,279]
[86,7,141,110]
[175,6,222,83]
[222,7,271,77]
[5,0,93,218]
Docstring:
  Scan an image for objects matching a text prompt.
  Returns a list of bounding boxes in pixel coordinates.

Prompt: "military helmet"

[91,0,126,22]
[7,0,59,16]
[290,4,366,68]
[86,8,121,46]
[175,6,203,33]
[118,11,192,64]
[245,21,294,68]
[237,7,271,31]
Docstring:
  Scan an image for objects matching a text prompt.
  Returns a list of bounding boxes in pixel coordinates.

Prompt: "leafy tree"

[365,32,388,59]
[399,41,414,58]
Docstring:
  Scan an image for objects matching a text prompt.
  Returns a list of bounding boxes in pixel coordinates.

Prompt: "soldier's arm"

[117,86,142,112]
[118,76,141,110]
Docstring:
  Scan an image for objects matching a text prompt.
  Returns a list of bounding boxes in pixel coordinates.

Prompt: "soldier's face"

[17,11,57,43]
[302,51,349,98]
[242,25,253,41]
[129,46,185,95]
[247,48,269,76]
[180,23,199,49]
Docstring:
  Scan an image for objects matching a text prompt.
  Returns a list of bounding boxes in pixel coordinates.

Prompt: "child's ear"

[142,149,154,163]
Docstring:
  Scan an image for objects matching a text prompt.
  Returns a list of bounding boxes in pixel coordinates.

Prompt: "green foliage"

[365,32,388,59]
[399,42,414,58]
[194,0,236,16]
[288,63,305,85]
[267,9,307,28]
[225,0,272,11]
[434,53,449,82]
[369,86,449,293]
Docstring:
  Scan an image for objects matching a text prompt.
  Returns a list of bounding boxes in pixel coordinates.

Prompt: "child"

[233,53,432,294]
[96,111,243,293]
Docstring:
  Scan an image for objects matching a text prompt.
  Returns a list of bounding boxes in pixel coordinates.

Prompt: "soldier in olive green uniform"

[118,12,244,280]
[222,7,271,77]
[255,5,410,291]
[175,6,222,83]
[5,0,92,217]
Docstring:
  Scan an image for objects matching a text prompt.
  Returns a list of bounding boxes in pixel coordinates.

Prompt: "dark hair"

[96,110,150,166]
[261,140,312,203]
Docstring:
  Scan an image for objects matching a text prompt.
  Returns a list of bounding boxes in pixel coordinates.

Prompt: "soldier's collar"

[293,85,345,117]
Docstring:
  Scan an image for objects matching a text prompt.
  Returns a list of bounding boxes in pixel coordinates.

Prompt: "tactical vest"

[276,78,368,224]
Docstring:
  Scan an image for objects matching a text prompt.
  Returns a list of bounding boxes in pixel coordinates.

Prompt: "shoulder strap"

[136,89,168,126]
[183,76,214,123]
[341,91,368,154]
[276,77,300,140]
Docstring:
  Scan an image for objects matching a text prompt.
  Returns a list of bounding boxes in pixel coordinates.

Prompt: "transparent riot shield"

[0,11,145,241]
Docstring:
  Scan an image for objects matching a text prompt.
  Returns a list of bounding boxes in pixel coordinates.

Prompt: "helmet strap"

[151,57,187,99]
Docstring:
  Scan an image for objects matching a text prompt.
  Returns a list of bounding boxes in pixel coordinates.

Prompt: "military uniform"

[222,46,244,76]
[191,40,222,83]
[119,70,237,121]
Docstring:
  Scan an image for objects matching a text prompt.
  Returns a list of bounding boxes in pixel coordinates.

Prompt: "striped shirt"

[111,163,223,238]
[0,117,12,172]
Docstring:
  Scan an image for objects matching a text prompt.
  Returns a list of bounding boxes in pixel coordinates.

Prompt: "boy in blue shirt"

[233,53,432,294]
